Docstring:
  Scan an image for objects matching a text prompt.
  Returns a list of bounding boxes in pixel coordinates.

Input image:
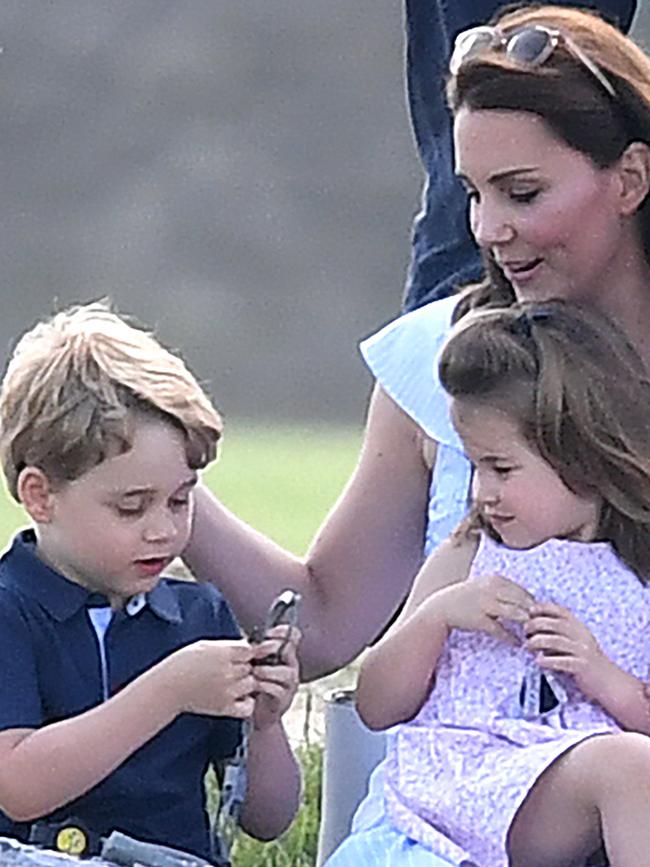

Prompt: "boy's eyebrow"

[110,475,198,497]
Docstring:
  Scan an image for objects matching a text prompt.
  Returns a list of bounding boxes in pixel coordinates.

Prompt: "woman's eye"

[115,505,144,518]
[510,189,539,204]
[493,466,514,477]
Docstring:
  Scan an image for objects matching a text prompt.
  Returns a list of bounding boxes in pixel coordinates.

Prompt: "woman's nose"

[470,199,515,249]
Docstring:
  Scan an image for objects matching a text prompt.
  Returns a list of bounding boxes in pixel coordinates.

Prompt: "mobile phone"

[250,589,301,665]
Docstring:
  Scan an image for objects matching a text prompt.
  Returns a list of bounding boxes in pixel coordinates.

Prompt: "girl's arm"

[356,533,477,730]
[358,532,538,730]
[585,658,650,734]
[527,602,650,734]
[185,385,431,680]
[0,640,254,821]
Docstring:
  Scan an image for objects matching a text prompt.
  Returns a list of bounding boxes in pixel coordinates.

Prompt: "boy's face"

[35,417,197,608]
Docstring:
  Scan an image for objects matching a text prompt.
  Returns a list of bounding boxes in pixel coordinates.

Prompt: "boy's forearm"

[356,601,449,730]
[239,723,301,840]
[0,665,177,822]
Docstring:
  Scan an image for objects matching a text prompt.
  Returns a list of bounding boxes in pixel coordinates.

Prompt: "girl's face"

[453,107,631,303]
[452,399,601,549]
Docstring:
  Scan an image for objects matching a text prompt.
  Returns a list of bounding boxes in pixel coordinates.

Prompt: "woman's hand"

[434,574,535,645]
[250,626,301,732]
[525,602,607,698]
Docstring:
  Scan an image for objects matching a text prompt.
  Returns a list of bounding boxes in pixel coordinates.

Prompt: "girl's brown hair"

[446,4,650,319]
[438,299,650,582]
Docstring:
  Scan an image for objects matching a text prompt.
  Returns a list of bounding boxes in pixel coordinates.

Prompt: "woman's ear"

[18,467,56,523]
[616,141,650,216]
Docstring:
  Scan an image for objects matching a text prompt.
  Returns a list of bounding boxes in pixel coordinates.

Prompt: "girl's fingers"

[485,617,519,646]
[529,601,569,619]
[527,633,574,656]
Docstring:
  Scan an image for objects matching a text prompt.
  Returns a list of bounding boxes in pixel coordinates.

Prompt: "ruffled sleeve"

[359,295,462,449]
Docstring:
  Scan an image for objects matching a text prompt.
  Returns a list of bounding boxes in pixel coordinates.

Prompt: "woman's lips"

[499,258,544,285]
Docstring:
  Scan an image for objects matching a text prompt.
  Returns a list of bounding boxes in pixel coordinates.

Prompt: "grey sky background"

[0,2,424,423]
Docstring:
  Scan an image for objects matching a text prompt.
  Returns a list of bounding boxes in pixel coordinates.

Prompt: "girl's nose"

[473,474,499,507]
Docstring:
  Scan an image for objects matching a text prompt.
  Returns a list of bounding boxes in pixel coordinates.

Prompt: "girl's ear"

[616,141,650,216]
[17,467,56,523]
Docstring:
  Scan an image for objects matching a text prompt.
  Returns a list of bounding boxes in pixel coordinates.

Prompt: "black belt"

[29,817,101,858]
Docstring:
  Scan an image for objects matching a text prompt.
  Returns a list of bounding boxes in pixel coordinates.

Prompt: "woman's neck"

[593,247,650,373]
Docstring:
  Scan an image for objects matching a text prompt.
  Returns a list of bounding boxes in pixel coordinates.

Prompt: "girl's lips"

[487,515,515,527]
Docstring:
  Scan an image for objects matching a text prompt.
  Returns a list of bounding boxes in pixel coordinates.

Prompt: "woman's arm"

[355,533,477,730]
[184,385,431,680]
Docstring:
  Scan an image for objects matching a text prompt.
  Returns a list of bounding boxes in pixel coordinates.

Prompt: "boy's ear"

[17,467,56,523]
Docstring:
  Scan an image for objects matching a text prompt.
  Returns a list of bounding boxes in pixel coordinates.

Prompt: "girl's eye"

[493,466,514,478]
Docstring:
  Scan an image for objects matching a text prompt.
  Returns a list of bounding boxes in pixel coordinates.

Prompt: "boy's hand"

[525,603,607,698]
[435,574,535,645]
[250,626,301,732]
[162,638,256,718]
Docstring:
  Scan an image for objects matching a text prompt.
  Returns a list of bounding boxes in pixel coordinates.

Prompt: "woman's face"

[453,106,630,303]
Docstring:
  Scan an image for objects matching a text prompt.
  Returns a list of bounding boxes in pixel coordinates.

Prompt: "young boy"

[0,301,301,862]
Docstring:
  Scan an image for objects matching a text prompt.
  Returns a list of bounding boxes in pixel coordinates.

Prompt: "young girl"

[354,301,650,867]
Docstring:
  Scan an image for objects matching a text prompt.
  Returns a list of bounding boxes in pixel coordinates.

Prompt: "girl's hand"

[525,603,607,698]
[251,626,301,732]
[434,574,535,645]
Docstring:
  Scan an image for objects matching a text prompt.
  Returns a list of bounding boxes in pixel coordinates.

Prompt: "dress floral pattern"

[385,535,650,867]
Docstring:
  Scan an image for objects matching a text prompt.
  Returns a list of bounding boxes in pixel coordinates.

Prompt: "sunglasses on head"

[449,24,615,99]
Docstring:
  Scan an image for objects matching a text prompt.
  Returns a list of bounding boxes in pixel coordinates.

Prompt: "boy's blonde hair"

[0,301,223,500]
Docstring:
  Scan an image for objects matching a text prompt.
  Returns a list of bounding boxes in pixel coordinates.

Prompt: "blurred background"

[0,0,423,425]
[0,7,426,861]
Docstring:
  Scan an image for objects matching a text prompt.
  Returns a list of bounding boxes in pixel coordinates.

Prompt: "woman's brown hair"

[446,4,650,320]
[438,299,650,583]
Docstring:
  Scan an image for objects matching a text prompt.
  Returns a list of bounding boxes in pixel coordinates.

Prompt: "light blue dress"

[325,295,472,866]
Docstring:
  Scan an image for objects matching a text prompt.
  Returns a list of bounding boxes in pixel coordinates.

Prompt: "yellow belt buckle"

[55,824,89,856]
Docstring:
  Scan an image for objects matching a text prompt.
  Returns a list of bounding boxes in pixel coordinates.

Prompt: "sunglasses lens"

[507,28,553,65]
[451,28,500,73]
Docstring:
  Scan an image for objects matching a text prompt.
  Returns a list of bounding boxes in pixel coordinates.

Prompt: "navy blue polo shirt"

[402,0,636,312]
[0,530,242,860]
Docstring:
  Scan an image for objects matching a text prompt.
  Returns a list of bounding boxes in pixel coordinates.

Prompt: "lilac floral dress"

[385,534,650,867]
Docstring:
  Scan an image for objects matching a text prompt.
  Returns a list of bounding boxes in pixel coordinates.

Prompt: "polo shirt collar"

[2,529,182,624]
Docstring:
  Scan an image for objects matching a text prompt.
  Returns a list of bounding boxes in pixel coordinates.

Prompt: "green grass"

[207,422,363,554]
